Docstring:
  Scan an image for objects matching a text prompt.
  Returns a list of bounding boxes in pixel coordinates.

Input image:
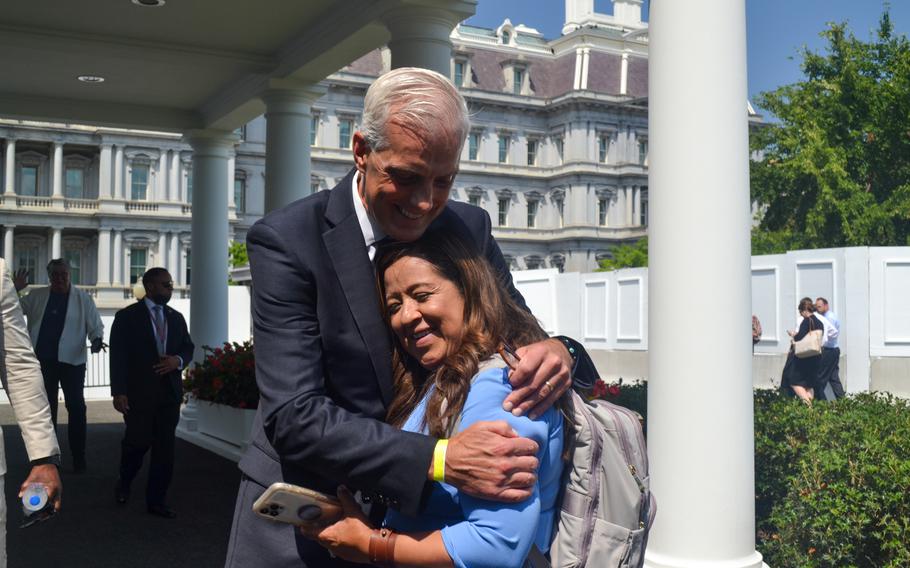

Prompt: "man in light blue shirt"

[815,297,845,399]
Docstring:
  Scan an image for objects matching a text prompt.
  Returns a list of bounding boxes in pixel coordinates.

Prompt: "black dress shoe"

[114,480,130,504]
[147,504,177,519]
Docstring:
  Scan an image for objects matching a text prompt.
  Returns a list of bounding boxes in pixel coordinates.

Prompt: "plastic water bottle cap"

[29,495,41,507]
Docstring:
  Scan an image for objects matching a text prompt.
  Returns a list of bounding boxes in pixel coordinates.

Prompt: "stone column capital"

[183,130,240,159]
[260,81,328,114]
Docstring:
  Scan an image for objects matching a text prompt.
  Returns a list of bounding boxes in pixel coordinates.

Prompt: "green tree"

[750,12,910,254]
[596,237,648,271]
[229,241,248,268]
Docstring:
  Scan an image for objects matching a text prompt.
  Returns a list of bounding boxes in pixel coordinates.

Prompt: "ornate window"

[130,161,150,201]
[185,248,192,286]
[598,198,608,226]
[498,134,510,164]
[16,151,47,196]
[16,244,40,285]
[338,117,354,149]
[64,248,82,285]
[527,139,538,166]
[638,138,649,165]
[129,247,147,284]
[498,198,509,226]
[234,171,246,214]
[310,113,320,146]
[598,134,609,163]
[468,132,481,161]
[553,136,564,164]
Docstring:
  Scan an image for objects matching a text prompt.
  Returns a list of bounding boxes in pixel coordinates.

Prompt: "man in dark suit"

[225,68,594,566]
[110,267,194,519]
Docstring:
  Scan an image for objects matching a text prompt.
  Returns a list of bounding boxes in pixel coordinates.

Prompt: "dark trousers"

[39,360,87,461]
[119,401,181,506]
[816,347,845,400]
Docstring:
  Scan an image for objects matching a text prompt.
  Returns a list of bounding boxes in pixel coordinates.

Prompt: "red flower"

[212,378,224,391]
[608,385,621,397]
[237,401,247,409]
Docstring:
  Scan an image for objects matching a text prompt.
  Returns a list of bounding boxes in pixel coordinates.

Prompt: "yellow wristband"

[432,439,448,483]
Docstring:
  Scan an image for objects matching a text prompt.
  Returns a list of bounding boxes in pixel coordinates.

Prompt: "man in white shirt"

[815,297,845,400]
[15,259,104,473]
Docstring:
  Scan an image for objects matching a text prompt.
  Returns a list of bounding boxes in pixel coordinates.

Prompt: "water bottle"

[21,483,48,515]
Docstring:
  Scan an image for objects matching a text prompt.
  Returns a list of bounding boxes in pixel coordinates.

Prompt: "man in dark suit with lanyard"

[225,67,596,566]
[110,267,194,519]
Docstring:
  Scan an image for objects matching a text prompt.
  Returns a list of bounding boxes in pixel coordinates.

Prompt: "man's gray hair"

[360,67,470,152]
[46,258,70,273]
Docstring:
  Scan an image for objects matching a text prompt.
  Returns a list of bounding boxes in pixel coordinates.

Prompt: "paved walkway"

[2,401,241,568]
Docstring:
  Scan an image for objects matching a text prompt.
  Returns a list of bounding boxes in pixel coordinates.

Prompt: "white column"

[96,228,111,286]
[4,139,16,195]
[168,150,180,202]
[383,3,475,75]
[646,1,763,567]
[112,229,123,285]
[158,151,168,202]
[52,142,63,198]
[633,186,642,226]
[184,130,237,361]
[98,143,113,199]
[262,83,325,213]
[113,146,124,199]
[168,231,180,282]
[620,52,630,95]
[227,154,236,210]
[3,226,15,262]
[157,232,168,269]
[50,228,62,260]
[580,48,591,90]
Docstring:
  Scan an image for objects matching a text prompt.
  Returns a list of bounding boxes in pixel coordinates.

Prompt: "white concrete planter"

[197,401,256,448]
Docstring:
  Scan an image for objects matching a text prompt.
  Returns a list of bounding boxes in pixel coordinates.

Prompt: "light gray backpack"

[542,390,656,568]
[473,357,656,568]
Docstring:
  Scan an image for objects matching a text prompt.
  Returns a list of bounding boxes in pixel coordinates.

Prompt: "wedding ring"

[543,379,553,394]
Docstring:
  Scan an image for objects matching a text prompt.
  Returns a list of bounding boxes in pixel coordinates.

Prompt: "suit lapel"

[323,171,394,407]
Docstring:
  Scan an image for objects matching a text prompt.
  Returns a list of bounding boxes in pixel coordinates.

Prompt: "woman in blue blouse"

[301,232,566,568]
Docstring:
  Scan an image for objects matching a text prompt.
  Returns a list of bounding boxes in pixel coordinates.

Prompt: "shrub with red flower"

[587,377,647,426]
[183,341,258,409]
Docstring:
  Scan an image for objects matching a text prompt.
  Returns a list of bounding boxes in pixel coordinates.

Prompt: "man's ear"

[352,132,369,173]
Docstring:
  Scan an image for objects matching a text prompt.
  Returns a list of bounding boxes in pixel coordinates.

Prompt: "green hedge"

[603,383,910,567]
[754,391,910,567]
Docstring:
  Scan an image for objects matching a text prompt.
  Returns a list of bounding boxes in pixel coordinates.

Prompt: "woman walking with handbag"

[785,297,825,405]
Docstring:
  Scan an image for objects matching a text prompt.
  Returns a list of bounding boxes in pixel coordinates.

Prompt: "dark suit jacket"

[110,300,194,407]
[240,169,530,516]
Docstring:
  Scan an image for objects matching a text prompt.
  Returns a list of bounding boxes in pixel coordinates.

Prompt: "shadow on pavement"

[3,401,241,568]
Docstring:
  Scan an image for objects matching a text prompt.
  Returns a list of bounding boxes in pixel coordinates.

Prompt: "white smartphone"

[252,482,344,526]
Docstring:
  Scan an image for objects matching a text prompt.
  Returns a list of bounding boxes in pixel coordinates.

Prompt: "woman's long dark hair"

[376,231,548,438]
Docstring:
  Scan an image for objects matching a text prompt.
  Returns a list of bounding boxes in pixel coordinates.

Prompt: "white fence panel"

[870,247,910,357]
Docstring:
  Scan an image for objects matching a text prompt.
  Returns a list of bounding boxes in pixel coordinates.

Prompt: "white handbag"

[793,316,823,359]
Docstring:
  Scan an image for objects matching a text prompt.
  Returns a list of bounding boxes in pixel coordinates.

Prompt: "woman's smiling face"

[383,256,466,370]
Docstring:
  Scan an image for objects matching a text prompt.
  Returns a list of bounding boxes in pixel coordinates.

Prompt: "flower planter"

[197,401,256,447]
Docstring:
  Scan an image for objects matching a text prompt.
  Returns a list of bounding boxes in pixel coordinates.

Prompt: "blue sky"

[466,0,909,108]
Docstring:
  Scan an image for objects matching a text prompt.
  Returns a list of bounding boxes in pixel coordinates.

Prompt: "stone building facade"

[0,0,650,306]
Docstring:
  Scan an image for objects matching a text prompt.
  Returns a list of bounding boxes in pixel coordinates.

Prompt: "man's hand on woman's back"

[438,421,540,503]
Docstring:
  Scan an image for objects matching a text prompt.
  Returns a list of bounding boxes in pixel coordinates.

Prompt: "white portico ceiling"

[0,0,456,133]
